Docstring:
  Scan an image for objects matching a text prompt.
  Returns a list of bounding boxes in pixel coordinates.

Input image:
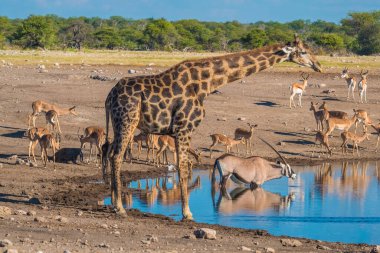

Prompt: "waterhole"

[103,160,380,244]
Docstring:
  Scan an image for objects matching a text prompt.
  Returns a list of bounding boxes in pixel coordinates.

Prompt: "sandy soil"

[0,62,380,253]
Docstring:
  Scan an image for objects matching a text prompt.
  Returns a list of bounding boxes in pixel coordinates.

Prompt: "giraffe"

[103,34,322,220]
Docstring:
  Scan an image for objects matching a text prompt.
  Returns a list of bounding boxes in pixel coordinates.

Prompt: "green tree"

[310,33,345,51]
[60,18,93,50]
[93,26,122,49]
[143,19,179,50]
[14,15,57,48]
[242,28,268,48]
[357,23,380,55]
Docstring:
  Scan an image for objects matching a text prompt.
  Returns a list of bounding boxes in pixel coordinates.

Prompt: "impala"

[289,72,309,108]
[341,67,357,100]
[358,70,369,103]
[341,131,370,156]
[309,102,324,131]
[208,134,245,158]
[234,123,258,154]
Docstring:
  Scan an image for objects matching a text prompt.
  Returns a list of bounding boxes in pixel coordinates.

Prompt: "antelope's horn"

[259,137,288,166]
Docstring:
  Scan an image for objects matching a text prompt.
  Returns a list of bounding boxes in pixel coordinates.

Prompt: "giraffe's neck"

[180,44,289,98]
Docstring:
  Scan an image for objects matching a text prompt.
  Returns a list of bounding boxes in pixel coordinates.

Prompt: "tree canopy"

[0,11,379,55]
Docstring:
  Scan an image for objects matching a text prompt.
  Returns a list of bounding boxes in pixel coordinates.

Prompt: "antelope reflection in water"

[130,176,201,207]
[212,183,294,214]
[314,161,370,199]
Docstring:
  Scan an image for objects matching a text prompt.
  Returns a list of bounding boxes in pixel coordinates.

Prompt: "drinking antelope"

[341,131,370,156]
[79,130,105,165]
[208,134,245,158]
[28,100,77,128]
[45,110,62,134]
[358,70,368,103]
[212,138,296,189]
[341,67,357,100]
[27,127,50,163]
[289,72,309,108]
[353,109,372,133]
[234,123,258,155]
[39,133,61,168]
[309,102,324,131]
[312,131,332,157]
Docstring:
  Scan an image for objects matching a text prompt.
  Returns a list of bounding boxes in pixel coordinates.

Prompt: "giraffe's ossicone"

[103,34,322,220]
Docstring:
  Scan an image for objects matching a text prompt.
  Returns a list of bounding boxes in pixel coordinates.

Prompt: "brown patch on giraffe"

[150,104,160,119]
[162,88,171,98]
[181,72,189,85]
[171,71,179,80]
[119,79,126,85]
[190,68,199,80]
[257,55,267,62]
[245,66,257,76]
[150,95,161,103]
[162,75,171,86]
[172,82,183,96]
[243,55,254,66]
[228,70,241,83]
[201,70,210,80]
[227,57,240,69]
[143,79,150,84]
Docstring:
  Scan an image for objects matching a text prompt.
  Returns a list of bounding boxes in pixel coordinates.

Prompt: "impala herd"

[24,67,376,173]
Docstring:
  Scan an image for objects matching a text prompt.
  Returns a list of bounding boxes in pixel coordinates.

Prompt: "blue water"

[103,161,380,244]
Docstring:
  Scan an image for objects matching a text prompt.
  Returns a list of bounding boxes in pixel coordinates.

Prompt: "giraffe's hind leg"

[110,113,139,215]
[176,132,193,220]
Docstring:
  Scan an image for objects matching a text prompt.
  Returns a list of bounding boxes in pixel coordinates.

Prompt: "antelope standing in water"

[212,139,296,189]
[289,73,309,108]
[341,67,356,101]
[358,70,368,103]
[28,100,77,128]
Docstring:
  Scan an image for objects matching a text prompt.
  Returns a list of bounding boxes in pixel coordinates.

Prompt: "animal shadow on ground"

[0,130,26,139]
[273,131,313,138]
[279,150,308,157]
[283,139,314,145]
[0,193,40,204]
[254,101,280,107]
[312,95,340,101]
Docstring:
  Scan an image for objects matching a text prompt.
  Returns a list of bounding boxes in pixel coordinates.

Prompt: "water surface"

[104,160,380,244]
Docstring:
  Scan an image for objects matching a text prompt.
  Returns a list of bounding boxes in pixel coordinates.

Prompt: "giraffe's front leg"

[176,133,193,221]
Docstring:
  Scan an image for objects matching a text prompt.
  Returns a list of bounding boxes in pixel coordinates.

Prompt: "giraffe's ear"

[280,46,295,54]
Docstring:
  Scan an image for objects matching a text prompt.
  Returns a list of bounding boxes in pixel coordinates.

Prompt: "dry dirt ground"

[0,61,380,253]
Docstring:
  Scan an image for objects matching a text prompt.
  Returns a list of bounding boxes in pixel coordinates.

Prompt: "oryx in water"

[212,138,296,189]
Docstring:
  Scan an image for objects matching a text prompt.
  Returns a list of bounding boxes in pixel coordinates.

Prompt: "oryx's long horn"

[259,137,288,165]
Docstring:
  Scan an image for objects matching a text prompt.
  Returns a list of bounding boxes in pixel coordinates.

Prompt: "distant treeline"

[0,11,379,55]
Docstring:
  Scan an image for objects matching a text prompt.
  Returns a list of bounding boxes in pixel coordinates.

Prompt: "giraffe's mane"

[179,43,285,65]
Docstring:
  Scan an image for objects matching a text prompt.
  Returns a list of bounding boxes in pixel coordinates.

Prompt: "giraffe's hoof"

[115,208,127,217]
[181,215,193,221]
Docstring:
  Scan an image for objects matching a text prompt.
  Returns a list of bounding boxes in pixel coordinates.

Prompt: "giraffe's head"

[281,34,322,73]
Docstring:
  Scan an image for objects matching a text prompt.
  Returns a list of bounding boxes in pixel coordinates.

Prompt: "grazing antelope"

[289,72,309,108]
[309,102,324,131]
[212,138,296,189]
[325,114,357,136]
[234,123,258,155]
[341,131,370,156]
[79,130,105,165]
[208,134,245,158]
[27,127,50,163]
[28,100,77,128]
[341,67,357,100]
[353,109,372,133]
[39,133,61,168]
[312,131,332,157]
[45,110,62,134]
[370,123,380,152]
[358,70,368,103]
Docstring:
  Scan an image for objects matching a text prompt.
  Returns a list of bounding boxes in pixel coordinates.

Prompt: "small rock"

[277,142,286,146]
[6,249,18,253]
[0,163,3,168]
[194,228,216,240]
[77,210,83,216]
[316,245,332,250]
[0,206,12,217]
[141,240,151,245]
[128,69,136,74]
[29,162,38,167]
[114,231,120,236]
[100,224,108,229]
[217,117,227,121]
[371,246,380,253]
[304,127,311,132]
[97,243,110,248]
[37,64,46,70]
[8,155,17,160]
[63,250,71,253]
[183,234,196,239]
[54,63,60,68]
[147,235,158,243]
[241,246,252,251]
[55,216,68,223]
[27,210,36,216]
[238,117,246,121]
[264,248,275,253]
[34,216,47,223]
[14,209,27,215]
[0,239,13,247]
[318,83,327,88]
[15,158,25,165]
[280,238,302,247]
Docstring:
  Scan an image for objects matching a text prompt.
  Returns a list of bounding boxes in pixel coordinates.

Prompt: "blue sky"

[1,0,379,23]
